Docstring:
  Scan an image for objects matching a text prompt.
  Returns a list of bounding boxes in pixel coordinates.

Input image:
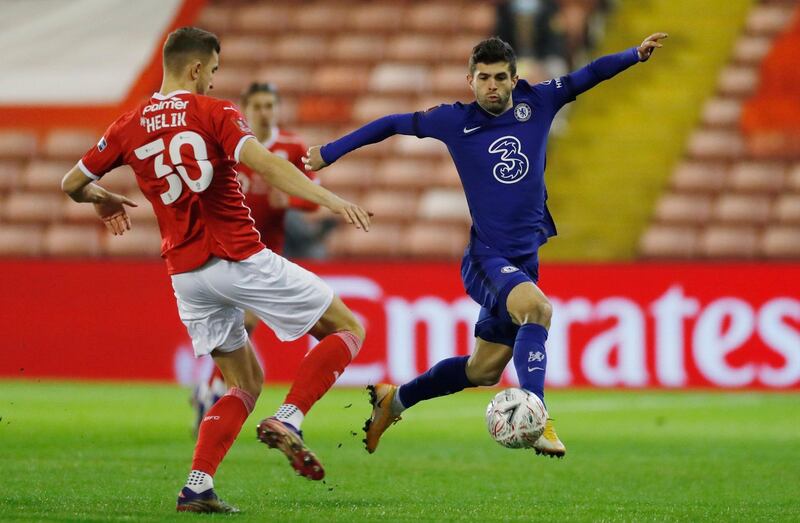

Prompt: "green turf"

[0,381,798,522]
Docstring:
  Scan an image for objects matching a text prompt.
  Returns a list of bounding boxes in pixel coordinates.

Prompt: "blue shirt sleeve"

[532,47,640,112]
[320,114,415,164]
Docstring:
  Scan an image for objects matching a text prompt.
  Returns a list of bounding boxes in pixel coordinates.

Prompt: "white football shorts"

[170,248,334,357]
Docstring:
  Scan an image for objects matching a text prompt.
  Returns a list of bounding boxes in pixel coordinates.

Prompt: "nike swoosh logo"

[528,367,544,372]
[463,126,481,134]
[223,106,236,111]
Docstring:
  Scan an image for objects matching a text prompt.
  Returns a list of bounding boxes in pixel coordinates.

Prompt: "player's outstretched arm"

[565,32,667,98]
[61,164,138,235]
[240,138,371,231]
[302,113,417,171]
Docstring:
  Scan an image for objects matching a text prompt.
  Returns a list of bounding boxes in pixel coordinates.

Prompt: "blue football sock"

[513,323,548,404]
[397,356,474,409]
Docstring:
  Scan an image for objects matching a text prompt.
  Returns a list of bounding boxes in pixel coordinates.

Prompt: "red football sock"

[284,331,361,414]
[191,387,255,476]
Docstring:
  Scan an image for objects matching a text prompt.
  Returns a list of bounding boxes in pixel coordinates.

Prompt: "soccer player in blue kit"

[304,33,668,458]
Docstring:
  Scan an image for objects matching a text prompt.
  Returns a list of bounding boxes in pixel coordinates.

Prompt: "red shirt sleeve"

[209,100,256,163]
[286,139,320,211]
[79,120,124,180]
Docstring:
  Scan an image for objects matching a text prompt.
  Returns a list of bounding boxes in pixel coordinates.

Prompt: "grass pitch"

[0,381,798,522]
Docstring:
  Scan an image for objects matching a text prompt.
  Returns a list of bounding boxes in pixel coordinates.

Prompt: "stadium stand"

[641,0,800,259]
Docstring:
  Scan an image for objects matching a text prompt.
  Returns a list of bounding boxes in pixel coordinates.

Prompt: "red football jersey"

[79,90,263,274]
[236,127,319,253]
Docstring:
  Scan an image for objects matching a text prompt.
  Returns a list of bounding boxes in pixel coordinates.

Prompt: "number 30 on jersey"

[134,131,213,204]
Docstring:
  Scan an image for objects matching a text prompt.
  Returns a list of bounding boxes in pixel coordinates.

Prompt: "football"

[485,388,548,449]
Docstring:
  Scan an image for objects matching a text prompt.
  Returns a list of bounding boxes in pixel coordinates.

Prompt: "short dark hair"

[163,26,220,72]
[241,82,280,106]
[469,37,517,76]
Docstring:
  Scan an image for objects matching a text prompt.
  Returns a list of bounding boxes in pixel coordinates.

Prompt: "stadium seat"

[369,64,429,93]
[329,35,386,63]
[712,194,772,225]
[732,35,773,65]
[124,192,158,226]
[432,159,462,188]
[432,65,470,95]
[253,65,311,94]
[326,223,404,258]
[406,223,469,258]
[211,67,253,100]
[353,97,414,123]
[461,3,497,33]
[0,130,38,161]
[274,35,329,63]
[363,189,419,223]
[2,192,64,223]
[231,4,293,33]
[638,225,699,259]
[417,188,470,223]
[653,193,713,225]
[346,4,404,33]
[217,35,272,67]
[773,194,800,224]
[311,65,371,93]
[405,3,460,33]
[686,130,744,160]
[745,4,794,36]
[717,66,759,97]
[728,162,785,193]
[760,225,800,258]
[293,4,347,33]
[318,159,377,191]
[699,226,759,259]
[0,161,23,192]
[195,4,232,34]
[787,164,800,191]
[0,224,44,256]
[63,198,103,223]
[43,224,102,256]
[440,34,486,62]
[376,159,437,189]
[98,165,139,194]
[386,35,443,62]
[103,225,162,257]
[43,129,98,160]
[392,135,447,158]
[23,160,73,191]
[701,98,742,128]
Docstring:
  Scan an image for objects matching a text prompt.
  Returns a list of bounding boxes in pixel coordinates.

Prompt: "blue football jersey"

[411,78,578,257]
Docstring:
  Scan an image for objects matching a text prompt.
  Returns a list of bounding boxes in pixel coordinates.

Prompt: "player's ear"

[511,74,519,88]
[466,73,474,89]
[190,60,202,80]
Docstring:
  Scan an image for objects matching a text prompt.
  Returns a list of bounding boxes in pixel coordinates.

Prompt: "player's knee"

[466,358,504,386]
[511,298,552,327]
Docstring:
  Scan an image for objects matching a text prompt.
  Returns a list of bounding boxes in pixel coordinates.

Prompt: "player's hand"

[328,196,372,232]
[302,146,328,171]
[93,191,138,236]
[637,33,668,62]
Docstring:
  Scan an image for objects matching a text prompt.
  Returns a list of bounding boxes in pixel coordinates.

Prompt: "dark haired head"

[241,82,280,106]
[162,26,220,72]
[469,37,517,76]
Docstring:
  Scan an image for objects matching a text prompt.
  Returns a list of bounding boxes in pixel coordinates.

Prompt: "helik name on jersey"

[140,98,189,133]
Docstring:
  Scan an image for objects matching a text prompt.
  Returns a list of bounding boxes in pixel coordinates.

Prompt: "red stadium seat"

[273,35,329,63]
[392,135,447,158]
[761,225,800,258]
[653,193,713,225]
[671,162,727,193]
[211,67,253,100]
[405,3,460,33]
[2,192,64,223]
[639,225,699,259]
[231,4,293,33]
[432,159,462,189]
[417,188,470,224]
[103,225,162,257]
[326,223,404,258]
[432,65,470,96]
[461,3,497,33]
[346,4,404,33]
[376,159,437,189]
[701,98,742,128]
[0,130,38,161]
[787,164,800,191]
[0,161,23,192]
[732,35,773,65]
[63,198,103,223]
[728,162,785,193]
[745,4,794,36]
[329,35,386,64]
[363,190,419,223]
[97,165,139,194]
[385,35,443,62]
[124,192,158,227]
[43,129,97,160]
[195,4,233,34]
[699,225,759,259]
[369,64,429,93]
[712,194,772,225]
[406,223,469,258]
[253,65,311,95]
[319,159,377,191]
[217,35,272,67]
[23,160,74,191]
[440,34,486,62]
[0,224,44,256]
[311,65,371,93]
[43,224,102,257]
[293,4,348,33]
[353,97,415,124]
[717,66,759,97]
[772,194,800,224]
[686,131,744,160]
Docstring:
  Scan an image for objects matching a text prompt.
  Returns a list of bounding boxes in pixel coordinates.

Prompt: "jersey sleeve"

[525,78,576,115]
[412,104,458,141]
[78,120,125,180]
[209,101,257,163]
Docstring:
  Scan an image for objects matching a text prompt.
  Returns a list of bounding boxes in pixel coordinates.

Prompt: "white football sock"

[275,403,304,431]
[185,469,213,494]
[391,389,406,415]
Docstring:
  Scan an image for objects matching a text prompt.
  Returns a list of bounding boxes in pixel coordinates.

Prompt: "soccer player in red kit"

[61,27,372,514]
